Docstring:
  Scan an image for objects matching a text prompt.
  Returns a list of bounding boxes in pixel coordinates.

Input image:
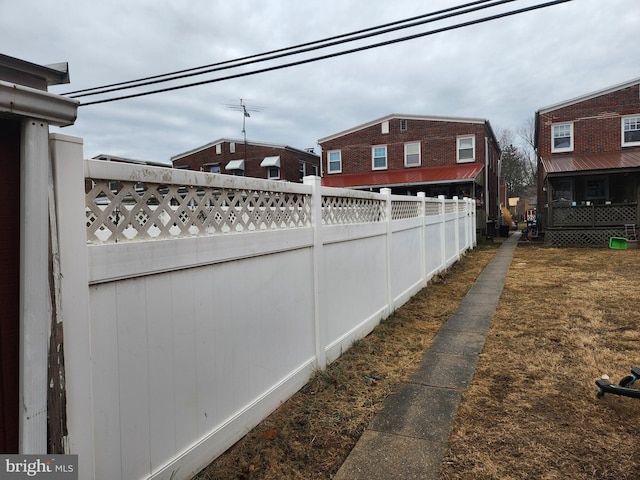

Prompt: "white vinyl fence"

[50,134,476,480]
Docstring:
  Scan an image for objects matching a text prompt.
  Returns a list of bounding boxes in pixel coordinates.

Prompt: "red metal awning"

[541,149,640,175]
[321,163,484,188]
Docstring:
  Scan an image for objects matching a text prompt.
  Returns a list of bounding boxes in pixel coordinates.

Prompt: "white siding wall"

[53,140,477,480]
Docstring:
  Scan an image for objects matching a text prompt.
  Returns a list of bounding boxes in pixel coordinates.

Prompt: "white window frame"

[551,122,574,153]
[328,150,342,173]
[400,119,408,132]
[229,142,236,153]
[381,121,389,134]
[456,135,475,163]
[622,115,640,147]
[404,141,421,167]
[267,166,280,180]
[215,144,222,154]
[372,145,387,170]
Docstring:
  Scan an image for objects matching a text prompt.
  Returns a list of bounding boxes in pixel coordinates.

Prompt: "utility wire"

[63,0,501,97]
[78,0,572,107]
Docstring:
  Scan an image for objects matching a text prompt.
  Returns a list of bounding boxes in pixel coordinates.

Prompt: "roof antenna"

[225,98,264,145]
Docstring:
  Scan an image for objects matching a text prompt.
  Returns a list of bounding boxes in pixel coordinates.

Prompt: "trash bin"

[499,225,509,237]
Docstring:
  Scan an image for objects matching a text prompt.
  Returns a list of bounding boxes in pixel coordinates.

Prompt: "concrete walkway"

[334,232,521,480]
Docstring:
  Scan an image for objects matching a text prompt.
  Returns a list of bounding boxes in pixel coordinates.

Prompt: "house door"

[0,118,21,453]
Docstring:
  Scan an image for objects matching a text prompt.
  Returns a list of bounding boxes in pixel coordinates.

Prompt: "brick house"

[318,114,502,236]
[171,138,320,182]
[535,76,640,246]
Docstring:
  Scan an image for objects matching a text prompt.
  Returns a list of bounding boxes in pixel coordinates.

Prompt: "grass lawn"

[194,241,640,480]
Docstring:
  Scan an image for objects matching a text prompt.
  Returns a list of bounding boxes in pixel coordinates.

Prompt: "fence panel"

[54,149,477,480]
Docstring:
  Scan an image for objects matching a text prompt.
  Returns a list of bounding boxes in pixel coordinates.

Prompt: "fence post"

[50,134,95,479]
[453,196,461,260]
[303,175,326,370]
[470,197,477,246]
[463,197,470,250]
[417,192,427,286]
[438,195,446,271]
[20,119,50,453]
[380,188,393,313]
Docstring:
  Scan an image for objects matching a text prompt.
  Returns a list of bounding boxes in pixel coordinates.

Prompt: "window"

[551,123,573,152]
[312,164,319,175]
[204,163,221,173]
[328,150,342,173]
[381,121,389,134]
[372,145,387,170]
[267,166,280,180]
[400,119,408,132]
[225,159,245,176]
[404,142,420,167]
[260,156,281,179]
[622,116,640,146]
[215,144,222,154]
[299,161,306,181]
[229,142,236,153]
[552,179,573,201]
[457,135,475,162]
[585,177,607,200]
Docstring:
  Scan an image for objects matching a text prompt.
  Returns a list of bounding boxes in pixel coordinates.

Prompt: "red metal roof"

[321,163,484,188]
[541,149,640,175]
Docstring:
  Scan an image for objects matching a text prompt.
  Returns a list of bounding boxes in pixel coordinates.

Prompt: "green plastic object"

[609,237,628,249]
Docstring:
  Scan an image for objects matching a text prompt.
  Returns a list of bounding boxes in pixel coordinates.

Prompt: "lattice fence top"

[391,200,423,220]
[84,160,475,244]
[321,195,385,225]
[85,165,312,244]
[425,201,443,216]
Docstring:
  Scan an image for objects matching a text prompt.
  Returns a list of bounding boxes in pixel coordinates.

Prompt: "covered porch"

[541,150,640,246]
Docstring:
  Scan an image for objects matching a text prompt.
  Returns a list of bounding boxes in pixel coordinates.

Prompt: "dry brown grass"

[440,245,640,480]
[194,242,640,480]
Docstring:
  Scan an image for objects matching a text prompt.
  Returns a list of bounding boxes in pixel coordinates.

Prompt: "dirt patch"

[193,243,500,480]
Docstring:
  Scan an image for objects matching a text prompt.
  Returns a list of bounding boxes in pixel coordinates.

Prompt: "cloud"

[2,0,637,161]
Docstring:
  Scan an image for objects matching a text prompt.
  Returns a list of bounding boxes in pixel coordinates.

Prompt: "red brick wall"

[320,118,490,174]
[537,84,640,156]
[173,141,319,182]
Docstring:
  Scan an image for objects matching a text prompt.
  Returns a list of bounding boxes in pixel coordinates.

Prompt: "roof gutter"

[0,80,79,126]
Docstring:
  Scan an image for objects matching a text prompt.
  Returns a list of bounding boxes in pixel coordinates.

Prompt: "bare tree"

[516,117,537,185]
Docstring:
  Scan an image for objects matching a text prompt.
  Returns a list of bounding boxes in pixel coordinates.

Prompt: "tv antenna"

[225,98,264,144]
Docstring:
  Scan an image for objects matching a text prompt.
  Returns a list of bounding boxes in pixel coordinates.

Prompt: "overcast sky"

[2,0,638,164]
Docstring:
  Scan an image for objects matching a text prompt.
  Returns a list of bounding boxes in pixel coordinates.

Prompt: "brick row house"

[535,76,640,246]
[318,114,502,236]
[171,138,320,182]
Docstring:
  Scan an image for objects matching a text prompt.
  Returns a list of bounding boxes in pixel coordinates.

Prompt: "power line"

[63,0,501,97]
[77,0,572,107]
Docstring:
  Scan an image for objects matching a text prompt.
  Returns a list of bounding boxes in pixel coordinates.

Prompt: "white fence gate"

[50,134,476,480]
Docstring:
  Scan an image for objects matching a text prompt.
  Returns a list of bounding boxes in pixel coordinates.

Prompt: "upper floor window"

[215,144,222,154]
[299,161,306,181]
[400,119,408,132]
[381,121,389,134]
[267,166,280,180]
[457,135,475,162]
[551,123,573,152]
[328,150,342,173]
[229,142,236,153]
[404,142,421,167]
[372,145,387,170]
[622,115,640,146]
